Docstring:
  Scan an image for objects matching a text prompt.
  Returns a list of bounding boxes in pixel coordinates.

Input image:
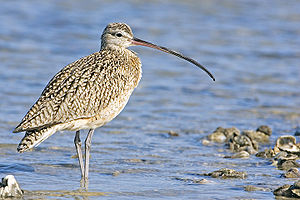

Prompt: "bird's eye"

[116,33,122,37]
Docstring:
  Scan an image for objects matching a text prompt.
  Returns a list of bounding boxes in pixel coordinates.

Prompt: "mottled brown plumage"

[14,22,215,189]
[14,50,141,132]
[14,23,142,152]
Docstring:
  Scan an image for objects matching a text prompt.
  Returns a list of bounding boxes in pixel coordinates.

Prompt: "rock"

[207,127,227,143]
[228,135,258,154]
[243,130,270,143]
[207,127,240,143]
[295,126,300,136]
[274,180,300,198]
[204,168,247,179]
[192,178,212,184]
[168,130,179,137]
[244,185,271,192]
[112,171,121,176]
[244,145,258,155]
[277,159,300,170]
[291,188,300,198]
[274,151,298,161]
[291,181,300,197]
[256,148,276,158]
[175,177,213,184]
[273,184,293,197]
[273,151,300,170]
[274,135,300,153]
[256,125,272,136]
[202,139,212,146]
[0,175,23,198]
[282,168,300,178]
[293,180,300,188]
[215,127,226,132]
[225,150,250,159]
[223,127,240,139]
[124,158,144,163]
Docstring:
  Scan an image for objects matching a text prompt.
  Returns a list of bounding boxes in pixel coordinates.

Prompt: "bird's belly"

[61,89,135,131]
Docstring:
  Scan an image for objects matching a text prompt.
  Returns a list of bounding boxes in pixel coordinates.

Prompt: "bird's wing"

[14,50,139,132]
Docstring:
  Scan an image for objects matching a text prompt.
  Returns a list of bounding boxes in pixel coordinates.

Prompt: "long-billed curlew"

[13,23,215,189]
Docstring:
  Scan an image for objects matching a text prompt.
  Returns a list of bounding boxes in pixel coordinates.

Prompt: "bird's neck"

[100,45,137,57]
[100,43,126,51]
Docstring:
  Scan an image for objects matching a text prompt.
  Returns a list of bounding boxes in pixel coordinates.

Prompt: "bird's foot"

[79,177,88,191]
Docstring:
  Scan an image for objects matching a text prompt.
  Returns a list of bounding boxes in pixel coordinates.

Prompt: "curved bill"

[131,37,215,81]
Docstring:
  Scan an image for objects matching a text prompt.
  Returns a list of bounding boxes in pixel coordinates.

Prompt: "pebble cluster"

[257,135,300,171]
[203,125,272,158]
[259,135,300,198]
[2,125,299,199]
[203,125,300,198]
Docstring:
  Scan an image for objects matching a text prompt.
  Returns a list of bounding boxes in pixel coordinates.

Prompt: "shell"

[275,135,300,153]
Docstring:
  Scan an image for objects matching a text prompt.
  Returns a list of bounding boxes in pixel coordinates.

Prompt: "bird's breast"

[61,49,142,131]
[64,87,136,131]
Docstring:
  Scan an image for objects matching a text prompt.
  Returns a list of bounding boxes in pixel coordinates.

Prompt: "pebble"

[204,168,247,179]
[168,130,179,137]
[112,171,121,176]
[294,126,300,136]
[255,148,276,158]
[256,125,272,136]
[277,159,300,170]
[282,168,300,178]
[244,185,271,192]
[175,177,213,184]
[274,180,300,198]
[225,151,250,159]
[0,175,23,198]
[207,128,227,143]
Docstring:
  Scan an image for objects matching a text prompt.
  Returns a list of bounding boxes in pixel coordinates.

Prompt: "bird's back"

[14,48,142,133]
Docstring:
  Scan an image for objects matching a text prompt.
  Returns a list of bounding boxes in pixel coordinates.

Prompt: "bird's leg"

[74,130,85,189]
[83,129,94,190]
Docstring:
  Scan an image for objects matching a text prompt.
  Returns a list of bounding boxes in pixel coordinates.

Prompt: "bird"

[13,22,215,190]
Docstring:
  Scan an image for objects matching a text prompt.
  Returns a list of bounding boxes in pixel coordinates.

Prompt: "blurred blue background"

[0,0,299,199]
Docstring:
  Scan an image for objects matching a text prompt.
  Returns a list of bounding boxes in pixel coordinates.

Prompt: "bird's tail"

[17,126,57,153]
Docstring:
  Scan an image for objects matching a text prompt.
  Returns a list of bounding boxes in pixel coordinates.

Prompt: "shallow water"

[0,0,299,199]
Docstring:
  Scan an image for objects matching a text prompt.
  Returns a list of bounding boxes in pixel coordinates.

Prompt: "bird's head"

[101,22,215,81]
[101,23,134,49]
